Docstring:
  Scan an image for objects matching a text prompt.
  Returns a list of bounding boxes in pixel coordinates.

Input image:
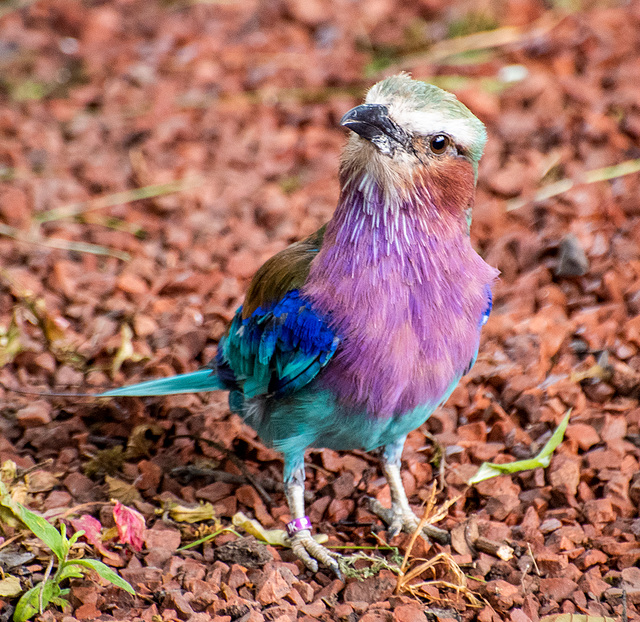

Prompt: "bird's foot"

[288,529,343,578]
[367,497,450,544]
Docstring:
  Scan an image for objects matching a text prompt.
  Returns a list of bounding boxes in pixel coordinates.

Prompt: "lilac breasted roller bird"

[99,74,499,576]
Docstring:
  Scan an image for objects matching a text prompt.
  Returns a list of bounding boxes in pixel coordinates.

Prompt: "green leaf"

[468,410,571,485]
[71,559,135,595]
[49,595,71,608]
[13,580,55,622]
[0,575,21,597]
[55,564,85,582]
[67,530,84,548]
[0,484,65,561]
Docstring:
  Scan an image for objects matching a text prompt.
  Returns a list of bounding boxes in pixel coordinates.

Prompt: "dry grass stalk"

[396,484,480,607]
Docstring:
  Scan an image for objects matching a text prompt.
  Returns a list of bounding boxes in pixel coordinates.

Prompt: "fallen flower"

[71,514,121,563]
[112,501,145,552]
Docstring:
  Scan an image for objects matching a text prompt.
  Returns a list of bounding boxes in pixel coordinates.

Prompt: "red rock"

[457,421,487,442]
[196,482,234,504]
[565,423,600,450]
[583,498,616,524]
[600,414,627,441]
[576,548,607,570]
[163,592,194,618]
[293,581,315,604]
[509,610,533,622]
[359,613,393,622]
[184,579,219,609]
[256,569,292,605]
[334,603,354,619]
[485,494,520,520]
[532,551,568,576]
[16,401,52,427]
[475,476,519,498]
[120,566,163,590]
[44,490,73,510]
[579,568,610,599]
[299,600,326,616]
[393,604,428,622]
[539,518,562,534]
[75,602,101,620]
[585,448,623,470]
[315,578,345,601]
[245,611,265,622]
[236,485,272,525]
[117,272,149,295]
[227,564,248,589]
[144,528,181,551]
[618,548,640,568]
[484,579,521,609]
[549,453,581,495]
[136,460,162,492]
[145,547,173,568]
[349,601,370,614]
[0,186,30,227]
[538,577,578,602]
[63,472,97,502]
[343,570,396,604]
[331,472,355,499]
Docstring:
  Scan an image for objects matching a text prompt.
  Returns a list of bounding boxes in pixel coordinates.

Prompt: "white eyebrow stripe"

[390,109,478,148]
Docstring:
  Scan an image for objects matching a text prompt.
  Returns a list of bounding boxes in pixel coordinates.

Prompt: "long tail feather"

[98,369,223,397]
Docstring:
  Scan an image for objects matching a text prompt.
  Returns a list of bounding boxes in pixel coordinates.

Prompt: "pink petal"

[113,501,146,552]
[71,515,120,562]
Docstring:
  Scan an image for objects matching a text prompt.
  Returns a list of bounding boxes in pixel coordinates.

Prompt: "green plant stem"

[39,558,54,615]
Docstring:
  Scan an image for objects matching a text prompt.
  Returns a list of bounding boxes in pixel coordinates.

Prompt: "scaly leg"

[368,436,449,544]
[284,461,343,577]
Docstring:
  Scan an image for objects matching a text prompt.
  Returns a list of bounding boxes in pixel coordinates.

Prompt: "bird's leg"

[369,436,449,544]
[284,460,342,577]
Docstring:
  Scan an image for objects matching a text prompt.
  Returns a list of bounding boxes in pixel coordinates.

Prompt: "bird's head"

[340,74,486,215]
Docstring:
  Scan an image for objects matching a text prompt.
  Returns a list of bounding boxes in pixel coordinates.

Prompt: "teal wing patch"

[215,290,339,399]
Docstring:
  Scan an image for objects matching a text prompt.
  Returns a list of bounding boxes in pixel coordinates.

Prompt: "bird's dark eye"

[429,134,449,154]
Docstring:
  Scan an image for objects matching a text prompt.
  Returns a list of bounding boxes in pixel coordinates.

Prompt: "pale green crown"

[365,73,487,167]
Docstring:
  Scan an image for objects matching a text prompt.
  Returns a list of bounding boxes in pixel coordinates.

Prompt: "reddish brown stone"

[393,604,428,622]
[227,564,248,589]
[16,401,52,427]
[196,482,234,504]
[144,528,181,551]
[565,423,600,450]
[576,548,608,570]
[63,472,97,503]
[583,498,616,525]
[299,600,326,617]
[344,570,396,604]
[255,569,292,606]
[539,577,578,602]
[509,610,533,622]
[484,579,522,609]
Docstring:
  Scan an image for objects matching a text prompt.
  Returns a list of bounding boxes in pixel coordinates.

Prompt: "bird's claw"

[288,530,343,579]
[367,497,450,544]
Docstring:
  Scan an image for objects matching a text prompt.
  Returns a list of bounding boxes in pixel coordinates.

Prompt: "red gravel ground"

[1,1,640,621]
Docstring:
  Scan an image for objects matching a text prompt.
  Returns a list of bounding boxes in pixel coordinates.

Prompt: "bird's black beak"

[340,104,409,154]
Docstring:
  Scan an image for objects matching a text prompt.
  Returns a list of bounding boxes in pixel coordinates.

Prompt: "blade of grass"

[468,410,570,485]
[71,559,135,594]
[0,223,131,260]
[383,12,561,72]
[35,177,203,224]
[507,158,640,211]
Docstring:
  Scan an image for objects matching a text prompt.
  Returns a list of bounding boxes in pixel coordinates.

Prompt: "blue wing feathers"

[216,290,339,402]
